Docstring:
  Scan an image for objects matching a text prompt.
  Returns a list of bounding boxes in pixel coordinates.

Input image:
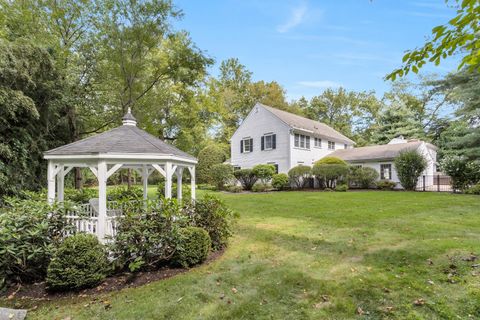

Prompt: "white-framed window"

[262,133,276,150]
[380,164,392,180]
[328,141,335,150]
[294,133,310,150]
[314,137,322,148]
[241,138,253,153]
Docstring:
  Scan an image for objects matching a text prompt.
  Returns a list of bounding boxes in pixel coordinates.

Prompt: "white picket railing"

[65,202,124,238]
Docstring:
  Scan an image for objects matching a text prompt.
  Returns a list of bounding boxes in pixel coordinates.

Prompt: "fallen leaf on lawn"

[413,298,425,306]
[177,297,183,302]
[219,293,225,300]
[427,258,433,265]
[321,295,329,302]
[62,317,71,320]
[311,247,317,250]
[357,307,365,315]
[84,303,90,307]
[462,254,477,262]
[383,287,391,293]
[231,287,237,294]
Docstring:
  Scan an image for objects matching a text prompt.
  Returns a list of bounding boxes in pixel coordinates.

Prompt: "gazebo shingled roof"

[44,124,196,160]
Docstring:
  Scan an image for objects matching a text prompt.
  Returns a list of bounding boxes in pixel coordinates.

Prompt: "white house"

[230,103,355,173]
[329,136,438,188]
[230,103,438,187]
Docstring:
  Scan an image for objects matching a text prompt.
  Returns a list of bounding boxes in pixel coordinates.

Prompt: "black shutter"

[240,140,243,153]
[261,136,264,150]
[272,134,276,149]
[250,138,253,152]
[274,164,278,173]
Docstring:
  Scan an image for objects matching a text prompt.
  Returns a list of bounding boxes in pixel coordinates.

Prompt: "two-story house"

[230,103,438,188]
[230,103,355,173]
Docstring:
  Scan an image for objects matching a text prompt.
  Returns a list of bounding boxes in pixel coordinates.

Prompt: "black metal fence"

[416,174,453,192]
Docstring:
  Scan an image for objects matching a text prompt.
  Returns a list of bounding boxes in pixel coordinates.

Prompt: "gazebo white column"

[142,165,149,200]
[165,162,173,199]
[56,164,65,202]
[188,166,196,200]
[97,161,107,242]
[176,167,183,200]
[47,160,57,204]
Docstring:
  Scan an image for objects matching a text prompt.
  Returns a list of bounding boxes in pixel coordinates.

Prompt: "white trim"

[44,153,197,164]
[152,164,166,177]
[89,166,98,178]
[106,164,123,179]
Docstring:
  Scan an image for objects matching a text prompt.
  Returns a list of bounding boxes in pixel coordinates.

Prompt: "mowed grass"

[10,191,480,319]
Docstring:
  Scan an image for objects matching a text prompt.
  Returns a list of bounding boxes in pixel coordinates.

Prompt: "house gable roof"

[329,141,424,162]
[258,103,355,144]
[44,123,196,161]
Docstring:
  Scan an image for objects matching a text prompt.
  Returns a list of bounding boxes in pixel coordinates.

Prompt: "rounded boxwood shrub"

[376,180,396,190]
[272,173,289,190]
[252,164,276,185]
[335,184,348,192]
[173,227,211,268]
[46,233,108,291]
[394,150,427,191]
[288,165,311,189]
[252,183,269,192]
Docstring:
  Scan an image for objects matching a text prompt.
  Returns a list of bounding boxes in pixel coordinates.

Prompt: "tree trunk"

[127,169,132,188]
[75,167,83,189]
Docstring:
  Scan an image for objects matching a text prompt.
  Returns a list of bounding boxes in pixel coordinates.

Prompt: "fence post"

[437,174,440,192]
[423,175,426,192]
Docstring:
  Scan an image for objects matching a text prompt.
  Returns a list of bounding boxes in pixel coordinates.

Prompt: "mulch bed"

[1,249,225,301]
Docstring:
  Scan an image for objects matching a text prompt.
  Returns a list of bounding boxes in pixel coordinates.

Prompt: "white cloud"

[297,80,341,89]
[277,3,308,33]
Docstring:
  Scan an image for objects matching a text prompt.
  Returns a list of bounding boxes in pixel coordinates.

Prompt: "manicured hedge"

[46,233,108,291]
[174,227,211,267]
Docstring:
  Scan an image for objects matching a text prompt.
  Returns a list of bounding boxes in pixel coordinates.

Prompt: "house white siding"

[230,105,291,173]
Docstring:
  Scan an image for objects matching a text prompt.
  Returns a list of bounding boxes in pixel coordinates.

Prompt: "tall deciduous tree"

[0,42,68,196]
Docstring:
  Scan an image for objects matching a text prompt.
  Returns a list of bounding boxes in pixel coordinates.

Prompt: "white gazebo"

[43,109,196,241]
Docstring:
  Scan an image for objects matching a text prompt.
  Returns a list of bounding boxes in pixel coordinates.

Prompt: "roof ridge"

[258,103,354,144]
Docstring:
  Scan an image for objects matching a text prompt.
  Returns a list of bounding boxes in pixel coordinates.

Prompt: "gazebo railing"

[65,201,127,238]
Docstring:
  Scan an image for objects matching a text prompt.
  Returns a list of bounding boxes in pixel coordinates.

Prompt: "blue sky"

[175,0,459,100]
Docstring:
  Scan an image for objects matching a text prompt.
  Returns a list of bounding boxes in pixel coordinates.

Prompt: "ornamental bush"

[312,158,348,189]
[272,173,289,190]
[173,227,211,268]
[288,165,311,189]
[252,164,276,185]
[348,166,379,189]
[157,182,192,199]
[252,182,269,192]
[376,180,396,190]
[197,144,227,183]
[46,233,108,291]
[0,199,73,288]
[394,150,427,191]
[441,156,480,191]
[335,184,348,192]
[192,194,237,250]
[210,164,234,190]
[109,199,185,272]
[466,184,480,195]
[108,186,143,201]
[233,169,257,190]
[315,156,347,165]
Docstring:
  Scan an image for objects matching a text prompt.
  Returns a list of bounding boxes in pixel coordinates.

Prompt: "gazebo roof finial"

[122,107,137,126]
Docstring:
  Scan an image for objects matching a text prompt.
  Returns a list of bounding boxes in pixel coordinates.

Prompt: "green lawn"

[11,192,480,319]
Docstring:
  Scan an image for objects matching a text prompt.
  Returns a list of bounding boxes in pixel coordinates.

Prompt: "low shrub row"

[0,194,237,292]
